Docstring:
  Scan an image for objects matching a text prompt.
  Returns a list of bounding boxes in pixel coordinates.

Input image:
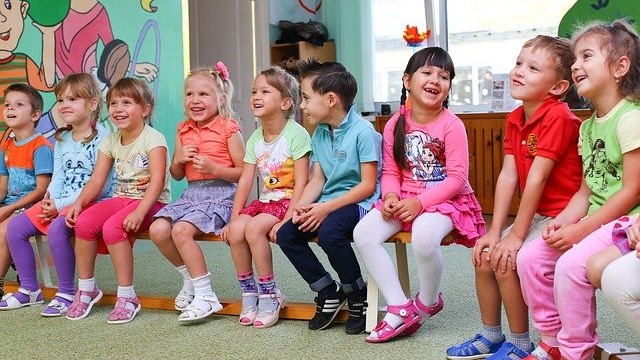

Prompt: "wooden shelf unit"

[270,40,336,65]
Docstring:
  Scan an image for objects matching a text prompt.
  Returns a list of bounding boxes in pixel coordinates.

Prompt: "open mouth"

[574,75,587,83]
[0,31,10,41]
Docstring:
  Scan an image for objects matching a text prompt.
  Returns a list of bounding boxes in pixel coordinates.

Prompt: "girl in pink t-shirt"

[149,62,245,322]
[353,47,485,343]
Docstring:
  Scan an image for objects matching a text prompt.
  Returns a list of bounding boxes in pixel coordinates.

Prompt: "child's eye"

[3,0,11,10]
[515,61,522,67]
[529,66,538,72]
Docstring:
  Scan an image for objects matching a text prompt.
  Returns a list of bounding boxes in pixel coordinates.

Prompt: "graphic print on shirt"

[254,134,296,201]
[584,138,620,191]
[114,152,150,197]
[405,130,447,186]
[62,137,100,196]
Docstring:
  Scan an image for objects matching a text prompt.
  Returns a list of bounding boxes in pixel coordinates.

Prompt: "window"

[371,0,576,113]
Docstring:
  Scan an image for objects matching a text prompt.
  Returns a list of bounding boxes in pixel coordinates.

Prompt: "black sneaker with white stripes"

[308,284,347,330]
[345,287,367,335]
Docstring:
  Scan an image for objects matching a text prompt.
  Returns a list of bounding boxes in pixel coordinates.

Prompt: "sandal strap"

[54,292,74,302]
[386,299,420,319]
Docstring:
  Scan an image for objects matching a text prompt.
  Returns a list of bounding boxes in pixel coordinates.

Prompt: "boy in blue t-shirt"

[276,59,382,335]
[0,83,53,297]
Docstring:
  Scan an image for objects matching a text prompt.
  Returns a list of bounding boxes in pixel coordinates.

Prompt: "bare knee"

[586,255,607,289]
[149,218,171,244]
[171,222,198,247]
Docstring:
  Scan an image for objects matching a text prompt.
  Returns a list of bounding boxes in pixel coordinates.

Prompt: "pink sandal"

[365,299,422,343]
[414,291,444,323]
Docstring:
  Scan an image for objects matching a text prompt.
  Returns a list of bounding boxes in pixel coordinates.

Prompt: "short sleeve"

[243,128,261,164]
[223,118,241,139]
[0,148,7,176]
[99,131,117,158]
[145,127,168,153]
[33,145,54,175]
[287,122,312,160]
[357,127,382,163]
[617,109,640,154]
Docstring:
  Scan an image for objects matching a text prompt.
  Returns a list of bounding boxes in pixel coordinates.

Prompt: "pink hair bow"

[215,61,229,80]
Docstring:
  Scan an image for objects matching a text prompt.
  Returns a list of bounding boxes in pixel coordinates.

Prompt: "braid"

[393,86,409,169]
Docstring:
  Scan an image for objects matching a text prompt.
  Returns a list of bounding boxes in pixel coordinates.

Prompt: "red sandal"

[365,299,422,343]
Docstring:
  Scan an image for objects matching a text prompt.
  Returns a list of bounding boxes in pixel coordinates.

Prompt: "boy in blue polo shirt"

[276,60,382,335]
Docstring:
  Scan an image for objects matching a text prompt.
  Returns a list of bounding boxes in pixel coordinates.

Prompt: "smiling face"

[0,0,28,56]
[403,65,451,112]
[56,87,97,127]
[108,95,149,132]
[571,34,618,102]
[300,76,331,126]
[3,90,37,130]
[250,74,288,120]
[184,75,220,126]
[509,46,561,102]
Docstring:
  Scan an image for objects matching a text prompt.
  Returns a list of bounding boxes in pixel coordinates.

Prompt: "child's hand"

[544,223,585,252]
[176,144,198,164]
[636,241,640,259]
[0,206,13,222]
[37,193,58,223]
[542,219,563,240]
[269,220,287,243]
[488,233,524,273]
[192,155,218,176]
[296,203,330,232]
[381,195,399,221]
[472,232,497,266]
[221,224,231,245]
[123,210,145,233]
[625,221,640,250]
[394,198,422,222]
[65,204,83,227]
[292,206,307,224]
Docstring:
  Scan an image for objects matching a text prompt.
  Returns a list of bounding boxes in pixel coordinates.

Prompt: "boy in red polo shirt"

[446,35,582,360]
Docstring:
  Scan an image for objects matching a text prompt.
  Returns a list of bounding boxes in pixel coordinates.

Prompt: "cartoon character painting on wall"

[405,131,446,184]
[1,0,161,143]
[0,0,57,144]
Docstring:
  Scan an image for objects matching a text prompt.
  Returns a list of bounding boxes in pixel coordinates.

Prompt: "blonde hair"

[257,66,299,120]
[572,20,640,102]
[54,73,102,144]
[106,77,155,123]
[186,66,235,119]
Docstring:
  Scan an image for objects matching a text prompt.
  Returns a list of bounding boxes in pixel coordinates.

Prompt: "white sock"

[117,285,137,299]
[191,272,216,311]
[78,278,96,292]
[175,265,194,295]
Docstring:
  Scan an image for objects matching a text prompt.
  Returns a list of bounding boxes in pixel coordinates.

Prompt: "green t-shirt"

[580,99,640,215]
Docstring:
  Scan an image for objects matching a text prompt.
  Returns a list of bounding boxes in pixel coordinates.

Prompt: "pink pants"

[517,215,637,360]
[74,197,165,245]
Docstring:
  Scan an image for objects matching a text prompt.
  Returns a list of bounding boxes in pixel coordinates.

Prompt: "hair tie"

[214,61,229,80]
[399,104,407,115]
[66,124,73,131]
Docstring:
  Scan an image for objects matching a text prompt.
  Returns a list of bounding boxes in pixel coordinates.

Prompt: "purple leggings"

[7,213,75,295]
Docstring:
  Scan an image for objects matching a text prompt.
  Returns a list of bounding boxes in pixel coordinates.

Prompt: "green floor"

[2,241,638,359]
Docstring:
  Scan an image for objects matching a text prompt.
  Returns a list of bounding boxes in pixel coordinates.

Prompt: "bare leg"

[75,238,99,280]
[244,213,280,277]
[475,258,502,327]
[172,221,206,277]
[495,266,528,334]
[149,217,185,267]
[226,214,254,273]
[107,241,134,286]
[586,245,622,289]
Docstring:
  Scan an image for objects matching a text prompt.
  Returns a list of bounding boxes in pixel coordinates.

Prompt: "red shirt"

[503,98,582,217]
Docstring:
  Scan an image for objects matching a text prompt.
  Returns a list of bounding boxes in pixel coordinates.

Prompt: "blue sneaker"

[485,341,531,359]
[447,333,506,359]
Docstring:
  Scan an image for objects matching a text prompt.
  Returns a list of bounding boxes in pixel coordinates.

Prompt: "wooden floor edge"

[4,282,351,321]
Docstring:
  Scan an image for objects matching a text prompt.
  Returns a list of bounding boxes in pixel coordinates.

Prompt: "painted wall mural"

[559,0,639,38]
[0,0,187,151]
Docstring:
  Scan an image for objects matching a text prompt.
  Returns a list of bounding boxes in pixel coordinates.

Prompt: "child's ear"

[327,92,339,108]
[89,97,99,112]
[402,73,411,90]
[141,103,151,119]
[550,79,570,97]
[613,55,631,80]
[30,110,42,123]
[281,97,293,112]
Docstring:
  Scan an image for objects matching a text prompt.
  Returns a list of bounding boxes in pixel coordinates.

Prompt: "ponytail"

[393,86,409,169]
[53,122,99,145]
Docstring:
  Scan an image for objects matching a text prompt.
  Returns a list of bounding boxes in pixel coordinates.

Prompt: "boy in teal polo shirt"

[276,59,382,335]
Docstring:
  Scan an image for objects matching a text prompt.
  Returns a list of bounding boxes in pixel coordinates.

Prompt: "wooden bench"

[594,343,640,360]
[9,230,454,332]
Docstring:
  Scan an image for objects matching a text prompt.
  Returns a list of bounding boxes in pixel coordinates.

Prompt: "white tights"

[601,252,640,335]
[354,208,453,307]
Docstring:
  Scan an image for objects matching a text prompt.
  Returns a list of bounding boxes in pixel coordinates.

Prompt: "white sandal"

[0,288,44,310]
[41,293,75,317]
[177,294,223,322]
[239,292,258,325]
[174,290,194,311]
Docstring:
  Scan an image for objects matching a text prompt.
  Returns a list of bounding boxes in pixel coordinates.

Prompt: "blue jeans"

[276,204,366,293]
